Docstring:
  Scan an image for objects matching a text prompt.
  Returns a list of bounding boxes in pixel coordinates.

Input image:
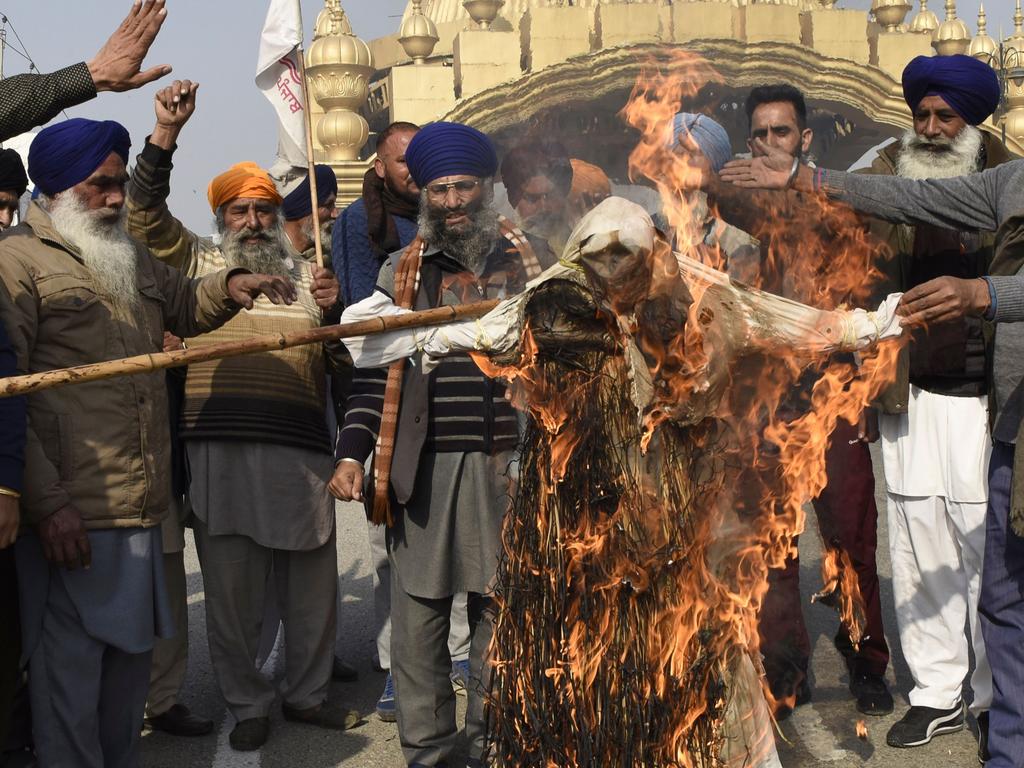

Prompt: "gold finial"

[400,0,440,64]
[873,0,913,32]
[910,0,940,34]
[463,0,505,31]
[933,0,971,55]
[314,0,354,39]
[970,3,998,59]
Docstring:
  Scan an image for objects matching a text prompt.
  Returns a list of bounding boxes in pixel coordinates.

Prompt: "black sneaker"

[886,701,964,748]
[849,672,894,716]
[977,710,990,764]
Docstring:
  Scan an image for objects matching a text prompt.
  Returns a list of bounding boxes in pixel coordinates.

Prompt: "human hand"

[38,504,91,570]
[227,273,297,310]
[328,460,364,502]
[310,267,340,310]
[162,331,184,352]
[154,80,198,128]
[719,140,809,190]
[856,407,879,443]
[0,495,18,549]
[87,0,171,93]
[897,276,990,326]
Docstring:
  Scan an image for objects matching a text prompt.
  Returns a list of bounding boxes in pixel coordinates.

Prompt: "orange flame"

[484,50,900,766]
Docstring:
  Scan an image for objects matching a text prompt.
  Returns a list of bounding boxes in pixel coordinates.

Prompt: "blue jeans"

[979,440,1024,767]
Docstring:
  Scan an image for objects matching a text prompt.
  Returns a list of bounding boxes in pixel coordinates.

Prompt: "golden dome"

[909,0,939,34]
[969,4,997,59]
[1007,0,1024,53]
[400,0,440,63]
[933,0,970,56]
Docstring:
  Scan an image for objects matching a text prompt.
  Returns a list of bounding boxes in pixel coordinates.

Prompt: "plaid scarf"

[370,217,542,525]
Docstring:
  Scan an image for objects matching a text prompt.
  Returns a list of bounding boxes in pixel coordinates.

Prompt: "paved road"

[140,445,985,767]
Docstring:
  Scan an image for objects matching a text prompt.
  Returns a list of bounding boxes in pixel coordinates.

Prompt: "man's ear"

[374,158,386,180]
[800,128,814,156]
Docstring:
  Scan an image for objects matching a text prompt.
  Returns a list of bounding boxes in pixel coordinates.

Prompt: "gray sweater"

[821,160,1024,442]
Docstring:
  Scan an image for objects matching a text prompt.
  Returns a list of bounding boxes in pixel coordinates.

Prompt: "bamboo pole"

[0,300,500,399]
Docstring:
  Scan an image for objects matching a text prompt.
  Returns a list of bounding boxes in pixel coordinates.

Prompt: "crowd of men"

[0,3,1022,768]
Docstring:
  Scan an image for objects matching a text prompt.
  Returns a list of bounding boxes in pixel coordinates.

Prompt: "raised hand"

[719,139,810,190]
[87,0,171,93]
[227,272,298,310]
[151,80,199,150]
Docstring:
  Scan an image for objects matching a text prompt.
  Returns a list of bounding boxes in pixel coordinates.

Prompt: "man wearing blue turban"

[0,115,296,767]
[330,120,554,768]
[281,164,339,263]
[853,53,1009,758]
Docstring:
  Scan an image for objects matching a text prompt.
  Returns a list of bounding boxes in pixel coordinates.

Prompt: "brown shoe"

[229,717,270,751]
[282,702,363,731]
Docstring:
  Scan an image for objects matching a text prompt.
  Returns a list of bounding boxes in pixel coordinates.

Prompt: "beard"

[417,187,500,275]
[219,218,292,277]
[46,193,139,312]
[896,124,984,180]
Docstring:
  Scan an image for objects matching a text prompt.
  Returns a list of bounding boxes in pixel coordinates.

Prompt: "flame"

[856,719,868,740]
[483,50,900,767]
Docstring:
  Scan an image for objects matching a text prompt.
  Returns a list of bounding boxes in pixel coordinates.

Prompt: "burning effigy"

[342,194,902,766]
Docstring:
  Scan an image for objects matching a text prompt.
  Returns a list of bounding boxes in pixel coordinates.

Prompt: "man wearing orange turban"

[124,80,359,751]
[207,161,283,213]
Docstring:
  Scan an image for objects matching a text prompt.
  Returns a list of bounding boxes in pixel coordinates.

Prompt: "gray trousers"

[390,571,493,767]
[145,550,188,717]
[29,571,151,768]
[367,519,471,670]
[193,519,337,721]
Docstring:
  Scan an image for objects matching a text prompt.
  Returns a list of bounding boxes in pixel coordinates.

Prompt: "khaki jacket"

[0,202,242,529]
[862,132,1015,414]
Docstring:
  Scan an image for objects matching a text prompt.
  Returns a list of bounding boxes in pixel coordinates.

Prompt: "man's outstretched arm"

[0,0,170,141]
[718,137,1015,233]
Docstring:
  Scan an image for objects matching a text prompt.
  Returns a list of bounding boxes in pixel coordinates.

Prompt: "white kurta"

[879,384,990,503]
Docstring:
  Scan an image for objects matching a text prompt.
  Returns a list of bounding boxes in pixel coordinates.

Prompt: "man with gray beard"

[125,81,358,752]
[0,116,295,768]
[330,121,553,768]
[858,55,1010,755]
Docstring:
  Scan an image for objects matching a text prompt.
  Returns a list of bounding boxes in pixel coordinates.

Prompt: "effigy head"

[562,196,658,314]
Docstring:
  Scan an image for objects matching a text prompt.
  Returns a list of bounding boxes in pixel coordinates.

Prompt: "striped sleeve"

[336,366,388,463]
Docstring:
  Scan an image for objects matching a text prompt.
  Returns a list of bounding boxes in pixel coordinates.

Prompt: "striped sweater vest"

[179,249,331,453]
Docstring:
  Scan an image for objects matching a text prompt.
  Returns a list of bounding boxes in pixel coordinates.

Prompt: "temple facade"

[308,0,1024,204]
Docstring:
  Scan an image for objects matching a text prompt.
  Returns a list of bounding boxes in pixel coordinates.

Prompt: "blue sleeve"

[0,316,26,492]
[332,200,383,307]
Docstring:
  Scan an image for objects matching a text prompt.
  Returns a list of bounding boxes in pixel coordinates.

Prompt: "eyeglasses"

[425,179,483,199]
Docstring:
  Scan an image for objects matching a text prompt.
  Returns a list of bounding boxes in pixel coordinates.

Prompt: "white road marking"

[209,625,283,767]
[789,703,853,763]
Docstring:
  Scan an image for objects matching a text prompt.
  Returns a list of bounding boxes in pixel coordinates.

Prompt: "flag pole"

[295,0,325,269]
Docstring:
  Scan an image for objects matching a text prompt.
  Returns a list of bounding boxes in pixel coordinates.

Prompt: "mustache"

[907,134,954,151]
[231,227,274,242]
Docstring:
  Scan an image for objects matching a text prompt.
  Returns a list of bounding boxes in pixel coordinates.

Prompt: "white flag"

[256,0,307,168]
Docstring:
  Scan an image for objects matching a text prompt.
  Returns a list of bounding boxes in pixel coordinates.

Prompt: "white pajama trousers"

[886,493,992,714]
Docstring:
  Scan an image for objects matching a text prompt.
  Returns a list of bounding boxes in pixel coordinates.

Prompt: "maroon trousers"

[757,419,890,700]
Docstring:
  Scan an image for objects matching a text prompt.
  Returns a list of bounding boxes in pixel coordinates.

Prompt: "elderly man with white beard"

[124,81,358,752]
[0,116,296,768]
[855,54,1010,756]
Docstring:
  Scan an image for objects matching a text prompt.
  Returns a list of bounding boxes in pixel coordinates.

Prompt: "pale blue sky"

[0,0,1011,231]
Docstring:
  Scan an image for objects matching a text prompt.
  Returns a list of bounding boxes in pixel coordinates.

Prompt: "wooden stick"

[296,43,325,270]
[0,300,500,399]
[293,1,324,269]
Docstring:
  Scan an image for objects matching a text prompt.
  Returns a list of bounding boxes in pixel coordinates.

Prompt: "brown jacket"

[862,132,1014,414]
[0,202,242,529]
